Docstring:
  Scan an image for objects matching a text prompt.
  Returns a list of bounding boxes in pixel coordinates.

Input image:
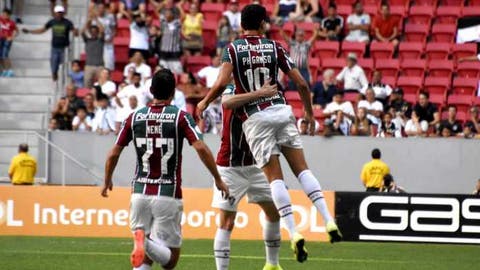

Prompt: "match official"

[360,148,390,192]
[8,143,37,185]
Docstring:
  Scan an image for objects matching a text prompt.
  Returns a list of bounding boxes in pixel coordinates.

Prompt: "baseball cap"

[230,0,239,4]
[54,5,65,13]
[346,52,357,61]
[393,87,404,95]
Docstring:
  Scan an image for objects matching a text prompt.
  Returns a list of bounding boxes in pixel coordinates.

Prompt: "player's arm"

[222,80,277,109]
[102,144,124,197]
[197,62,233,114]
[287,68,315,135]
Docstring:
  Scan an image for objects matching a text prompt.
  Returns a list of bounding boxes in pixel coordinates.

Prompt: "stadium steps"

[0,95,52,113]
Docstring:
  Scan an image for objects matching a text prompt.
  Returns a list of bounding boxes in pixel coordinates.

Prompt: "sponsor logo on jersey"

[236,43,274,53]
[135,112,176,122]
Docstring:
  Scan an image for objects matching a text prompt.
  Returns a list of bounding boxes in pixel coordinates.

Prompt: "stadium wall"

[47,131,480,194]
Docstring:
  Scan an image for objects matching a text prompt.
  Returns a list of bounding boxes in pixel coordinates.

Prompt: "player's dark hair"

[372,148,381,159]
[419,90,429,99]
[150,69,176,100]
[3,8,12,15]
[19,143,29,153]
[383,174,393,186]
[241,4,266,31]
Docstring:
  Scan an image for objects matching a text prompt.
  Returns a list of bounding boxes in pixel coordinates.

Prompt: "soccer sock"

[270,179,297,239]
[298,170,334,224]
[263,220,281,266]
[214,228,232,270]
[145,239,171,266]
[133,264,151,270]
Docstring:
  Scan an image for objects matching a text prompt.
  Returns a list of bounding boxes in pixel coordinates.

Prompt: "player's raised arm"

[222,80,278,109]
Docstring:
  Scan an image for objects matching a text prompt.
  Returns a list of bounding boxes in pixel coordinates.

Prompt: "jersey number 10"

[244,67,270,91]
[135,138,174,175]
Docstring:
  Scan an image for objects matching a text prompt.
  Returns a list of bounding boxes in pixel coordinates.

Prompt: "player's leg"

[129,194,152,268]
[214,210,236,270]
[257,202,282,270]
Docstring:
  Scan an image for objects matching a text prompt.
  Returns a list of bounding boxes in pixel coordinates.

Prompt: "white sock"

[145,239,171,266]
[270,179,296,239]
[298,170,333,223]
[133,264,152,270]
[263,220,281,266]
[214,228,231,270]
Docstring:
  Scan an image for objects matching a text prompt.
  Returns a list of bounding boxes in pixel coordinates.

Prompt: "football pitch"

[1,237,478,270]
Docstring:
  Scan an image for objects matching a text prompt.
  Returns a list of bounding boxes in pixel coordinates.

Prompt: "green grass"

[0,236,478,270]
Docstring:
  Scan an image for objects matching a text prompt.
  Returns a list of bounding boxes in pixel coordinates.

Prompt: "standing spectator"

[82,14,105,88]
[72,106,93,132]
[115,72,148,127]
[117,0,146,20]
[123,51,151,83]
[95,67,116,97]
[216,16,232,56]
[95,2,116,71]
[92,93,116,134]
[319,3,343,41]
[351,107,374,136]
[152,0,183,20]
[128,11,149,61]
[49,0,68,15]
[438,105,463,136]
[381,174,406,193]
[182,2,204,56]
[358,87,383,126]
[289,0,323,23]
[465,106,480,134]
[473,179,480,196]
[361,70,392,103]
[361,148,390,192]
[345,1,370,43]
[377,112,401,138]
[414,91,440,127]
[51,84,84,130]
[336,53,368,92]
[8,144,37,185]
[223,0,241,33]
[0,8,17,77]
[68,60,84,88]
[197,54,221,89]
[386,87,411,128]
[272,0,297,24]
[312,69,338,108]
[22,5,78,81]
[404,110,428,137]
[373,3,399,48]
[158,8,183,74]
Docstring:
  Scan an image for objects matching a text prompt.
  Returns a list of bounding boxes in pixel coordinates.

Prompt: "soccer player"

[213,83,283,270]
[102,69,229,270]
[198,4,342,263]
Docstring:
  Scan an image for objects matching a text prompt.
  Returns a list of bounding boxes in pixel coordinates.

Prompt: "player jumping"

[102,69,229,270]
[212,83,283,270]
[198,4,342,263]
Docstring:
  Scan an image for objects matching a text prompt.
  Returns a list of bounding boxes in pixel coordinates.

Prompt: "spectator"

[51,84,84,130]
[414,91,440,127]
[473,179,480,196]
[51,97,71,130]
[404,110,428,137]
[377,112,401,138]
[460,122,477,139]
[386,87,411,128]
[49,0,68,15]
[8,144,37,185]
[72,106,93,132]
[22,5,78,81]
[200,97,222,134]
[197,54,221,89]
[361,148,390,192]
[351,107,374,136]
[83,93,96,118]
[95,2,116,71]
[92,93,116,134]
[115,72,148,126]
[81,14,105,88]
[324,110,352,136]
[272,0,297,24]
[439,126,452,138]
[319,3,343,41]
[128,11,149,61]
[297,118,321,135]
[345,1,370,43]
[95,68,117,97]
[372,3,399,48]
[289,0,323,23]
[68,60,84,88]
[152,0,183,20]
[117,0,146,20]
[158,8,183,74]
[216,16,233,56]
[312,69,338,108]
[358,87,383,126]
[323,90,356,121]
[336,52,368,92]
[223,0,241,33]
[0,8,17,77]
[465,106,479,134]
[123,51,151,83]
[381,174,406,193]
[182,2,204,56]
[361,70,392,103]
[48,118,58,131]
[438,105,463,136]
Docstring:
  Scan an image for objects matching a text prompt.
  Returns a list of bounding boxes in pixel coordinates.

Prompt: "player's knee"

[162,249,180,269]
[266,210,280,222]
[220,215,236,231]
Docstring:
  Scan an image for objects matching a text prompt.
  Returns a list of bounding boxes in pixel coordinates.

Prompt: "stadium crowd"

[21,0,478,139]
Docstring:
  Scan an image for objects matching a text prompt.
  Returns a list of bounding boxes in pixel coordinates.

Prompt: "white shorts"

[212,165,273,212]
[242,105,303,168]
[129,194,183,248]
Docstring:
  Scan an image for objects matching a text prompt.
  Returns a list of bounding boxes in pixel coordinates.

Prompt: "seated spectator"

[158,8,183,74]
[297,118,321,135]
[319,3,343,41]
[81,14,105,88]
[351,107,374,136]
[373,3,399,48]
[324,110,352,136]
[336,53,368,92]
[123,51,151,83]
[48,118,58,131]
[361,70,392,103]
[92,93,116,135]
[413,91,440,127]
[465,106,480,134]
[197,55,221,89]
[95,2,116,71]
[216,16,233,56]
[358,88,383,126]
[72,106,93,132]
[345,1,370,43]
[312,69,338,108]
[0,8,17,77]
[128,11,149,61]
[95,68,116,97]
[152,0,183,21]
[460,122,478,139]
[439,126,452,138]
[404,110,428,137]
[223,0,241,33]
[386,87,411,128]
[289,0,323,23]
[117,0,146,20]
[83,93,96,118]
[68,60,84,88]
[53,84,85,130]
[115,72,148,127]
[323,90,356,121]
[272,0,297,24]
[381,174,406,193]
[182,2,204,56]
[438,105,463,136]
[377,112,401,138]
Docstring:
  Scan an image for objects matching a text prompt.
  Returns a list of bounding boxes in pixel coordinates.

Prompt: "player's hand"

[101,180,113,197]
[256,79,277,98]
[196,99,208,119]
[304,113,316,136]
[215,179,230,199]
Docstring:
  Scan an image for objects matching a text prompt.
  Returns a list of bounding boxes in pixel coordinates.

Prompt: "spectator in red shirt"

[0,8,17,77]
[373,3,399,49]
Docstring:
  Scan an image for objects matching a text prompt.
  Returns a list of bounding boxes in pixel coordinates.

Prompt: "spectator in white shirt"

[297,118,321,135]
[405,111,428,137]
[323,90,356,121]
[115,72,148,129]
[72,106,92,132]
[223,0,241,32]
[94,68,117,97]
[128,12,149,61]
[92,94,116,135]
[358,87,383,125]
[345,2,370,43]
[336,53,368,91]
[123,51,152,83]
[197,55,221,89]
[361,70,392,103]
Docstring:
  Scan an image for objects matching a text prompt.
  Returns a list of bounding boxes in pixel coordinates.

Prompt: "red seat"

[443,0,464,7]
[412,0,438,6]
[430,93,446,108]
[364,5,378,18]
[297,22,317,40]
[370,42,394,60]
[375,59,400,78]
[404,23,429,43]
[340,42,366,58]
[322,58,346,75]
[337,5,352,22]
[309,58,321,81]
[448,95,474,113]
[424,77,450,96]
[452,78,478,96]
[202,20,217,55]
[398,42,424,60]
[431,24,457,43]
[313,41,340,58]
[76,88,91,98]
[425,43,451,61]
[403,93,417,104]
[451,43,477,62]
[117,19,130,38]
[344,92,359,103]
[200,3,225,22]
[428,60,454,78]
[401,59,426,77]
[390,0,409,9]
[457,61,480,79]
[335,0,356,4]
[408,6,434,25]
[313,108,325,122]
[470,0,480,5]
[436,6,461,24]
[358,58,374,79]
[397,76,424,94]
[390,6,407,30]
[283,22,295,38]
[284,91,303,109]
[111,70,124,84]
[186,56,211,74]
[382,76,397,87]
[462,6,480,18]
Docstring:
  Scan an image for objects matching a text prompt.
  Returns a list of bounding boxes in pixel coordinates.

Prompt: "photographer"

[381,174,406,193]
